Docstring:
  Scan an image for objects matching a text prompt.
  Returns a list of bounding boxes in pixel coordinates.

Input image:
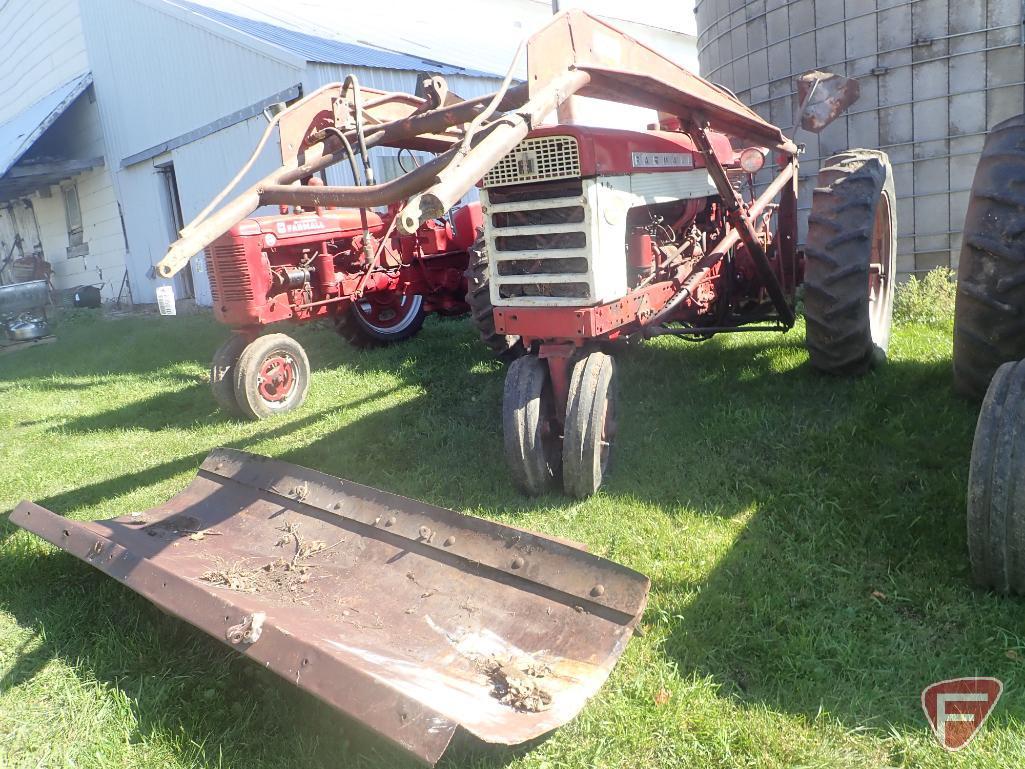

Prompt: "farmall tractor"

[155,11,895,497]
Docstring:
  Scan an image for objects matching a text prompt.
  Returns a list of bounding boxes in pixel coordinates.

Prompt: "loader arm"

[155,9,797,280]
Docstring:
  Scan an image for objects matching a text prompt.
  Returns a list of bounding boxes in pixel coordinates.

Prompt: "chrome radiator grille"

[485,178,592,302]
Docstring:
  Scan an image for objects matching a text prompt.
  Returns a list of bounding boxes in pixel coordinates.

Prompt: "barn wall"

[79,0,305,303]
[0,0,89,124]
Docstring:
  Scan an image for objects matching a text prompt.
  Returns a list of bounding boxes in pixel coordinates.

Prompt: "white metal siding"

[79,0,305,303]
[0,0,89,125]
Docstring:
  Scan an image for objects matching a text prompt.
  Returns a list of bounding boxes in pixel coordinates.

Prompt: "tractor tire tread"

[803,148,896,375]
[953,112,1025,399]
[465,240,524,360]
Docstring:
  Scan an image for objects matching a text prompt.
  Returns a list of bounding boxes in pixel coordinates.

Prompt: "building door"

[156,163,194,299]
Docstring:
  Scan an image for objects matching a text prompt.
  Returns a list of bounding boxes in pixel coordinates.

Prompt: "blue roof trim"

[172,1,499,78]
[0,72,93,179]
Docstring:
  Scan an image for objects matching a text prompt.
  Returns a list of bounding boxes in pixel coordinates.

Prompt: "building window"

[64,183,83,247]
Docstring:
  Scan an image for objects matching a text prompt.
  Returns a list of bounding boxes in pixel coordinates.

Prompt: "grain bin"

[696,0,1025,278]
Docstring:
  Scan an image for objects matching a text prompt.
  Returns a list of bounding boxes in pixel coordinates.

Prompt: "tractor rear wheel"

[562,351,618,498]
[233,333,311,420]
[967,358,1025,593]
[953,114,1025,399]
[803,149,896,375]
[334,293,425,348]
[210,333,249,416]
[465,240,523,360]
[503,355,561,495]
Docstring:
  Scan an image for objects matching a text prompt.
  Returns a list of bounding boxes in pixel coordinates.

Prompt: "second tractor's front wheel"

[563,351,618,498]
[803,149,897,375]
[210,333,250,416]
[503,355,561,495]
[233,333,311,420]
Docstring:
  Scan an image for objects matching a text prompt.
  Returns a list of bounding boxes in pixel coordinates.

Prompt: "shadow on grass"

[3,313,1017,763]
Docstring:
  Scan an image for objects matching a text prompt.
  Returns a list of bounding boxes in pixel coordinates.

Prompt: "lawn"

[1,308,1023,768]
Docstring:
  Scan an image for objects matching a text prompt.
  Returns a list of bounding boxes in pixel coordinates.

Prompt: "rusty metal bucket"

[11,449,649,765]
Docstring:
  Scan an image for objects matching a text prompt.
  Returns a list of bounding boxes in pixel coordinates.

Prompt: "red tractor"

[156,11,895,497]
[202,197,486,419]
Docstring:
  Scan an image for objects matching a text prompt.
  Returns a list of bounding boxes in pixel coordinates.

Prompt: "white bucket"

[155,284,177,316]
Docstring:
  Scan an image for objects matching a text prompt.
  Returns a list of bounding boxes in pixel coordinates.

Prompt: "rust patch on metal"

[10,448,649,765]
[796,70,861,133]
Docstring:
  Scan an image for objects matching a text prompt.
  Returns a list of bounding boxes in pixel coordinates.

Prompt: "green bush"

[893,266,956,326]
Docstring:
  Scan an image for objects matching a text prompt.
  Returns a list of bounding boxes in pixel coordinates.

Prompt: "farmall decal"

[631,152,694,169]
[275,218,326,236]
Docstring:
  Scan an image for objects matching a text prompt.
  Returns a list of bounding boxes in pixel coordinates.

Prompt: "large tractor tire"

[465,240,524,360]
[804,150,897,375]
[334,293,426,349]
[953,114,1025,400]
[967,358,1025,593]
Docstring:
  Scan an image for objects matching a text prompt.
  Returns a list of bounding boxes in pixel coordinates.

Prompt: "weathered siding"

[79,0,305,302]
[0,0,88,124]
[32,165,125,298]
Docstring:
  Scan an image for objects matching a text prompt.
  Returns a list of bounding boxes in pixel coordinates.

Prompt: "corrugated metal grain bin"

[696,0,1025,278]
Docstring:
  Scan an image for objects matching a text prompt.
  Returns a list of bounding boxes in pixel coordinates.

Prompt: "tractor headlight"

[739,147,767,174]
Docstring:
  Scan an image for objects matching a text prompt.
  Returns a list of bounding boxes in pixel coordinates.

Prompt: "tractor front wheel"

[804,149,896,375]
[210,333,250,416]
[562,351,618,498]
[967,358,1025,594]
[503,355,561,495]
[233,333,311,420]
[334,292,426,348]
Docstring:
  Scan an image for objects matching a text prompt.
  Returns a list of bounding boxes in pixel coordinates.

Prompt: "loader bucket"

[10,449,649,765]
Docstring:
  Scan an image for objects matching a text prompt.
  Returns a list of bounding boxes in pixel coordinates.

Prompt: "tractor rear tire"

[953,113,1025,400]
[562,351,618,498]
[967,358,1025,594]
[503,355,561,495]
[334,294,426,349]
[233,333,311,420]
[210,333,249,416]
[465,241,524,360]
[803,149,896,375]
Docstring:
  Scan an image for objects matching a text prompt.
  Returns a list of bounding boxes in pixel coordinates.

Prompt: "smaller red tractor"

[202,194,484,419]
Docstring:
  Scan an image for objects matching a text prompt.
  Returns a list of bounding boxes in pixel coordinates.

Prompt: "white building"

[0,0,698,306]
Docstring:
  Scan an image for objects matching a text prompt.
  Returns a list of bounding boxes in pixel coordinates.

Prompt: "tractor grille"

[206,242,253,303]
[483,135,580,188]
[484,178,593,302]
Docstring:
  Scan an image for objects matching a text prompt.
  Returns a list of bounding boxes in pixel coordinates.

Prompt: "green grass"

[1,309,1022,768]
